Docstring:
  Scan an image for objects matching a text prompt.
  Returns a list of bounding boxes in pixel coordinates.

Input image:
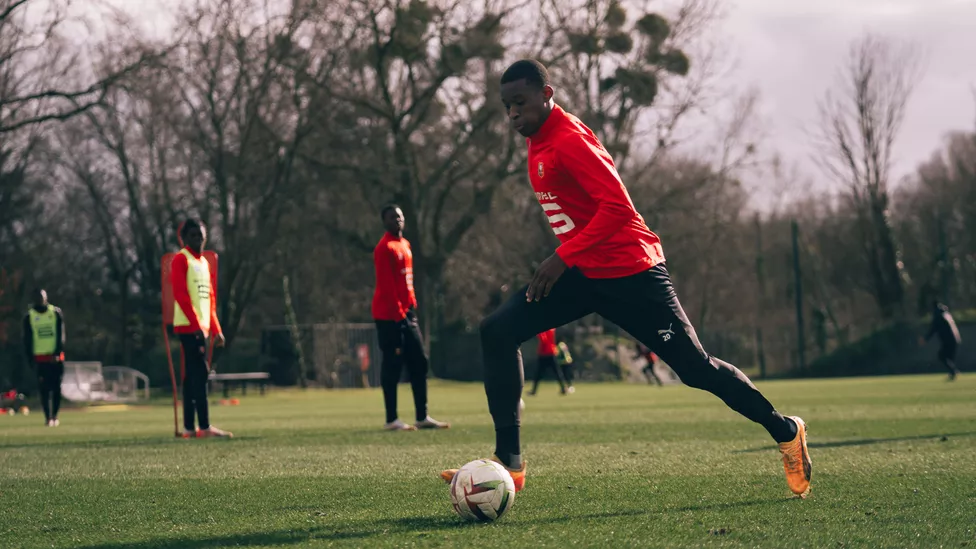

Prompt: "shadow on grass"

[72,501,779,549]
[734,431,976,454]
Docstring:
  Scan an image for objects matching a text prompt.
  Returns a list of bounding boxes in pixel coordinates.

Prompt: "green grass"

[1,375,975,548]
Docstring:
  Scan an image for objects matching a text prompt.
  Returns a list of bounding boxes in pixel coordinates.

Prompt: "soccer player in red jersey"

[635,342,664,386]
[441,60,811,498]
[171,219,231,438]
[373,205,450,431]
[528,328,566,396]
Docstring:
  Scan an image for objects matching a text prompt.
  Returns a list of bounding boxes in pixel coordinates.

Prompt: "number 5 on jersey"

[542,202,576,235]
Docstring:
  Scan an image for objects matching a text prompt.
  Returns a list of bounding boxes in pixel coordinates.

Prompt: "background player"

[442,59,811,499]
[22,288,64,426]
[556,340,575,393]
[528,328,566,396]
[920,300,962,380]
[635,342,664,386]
[373,205,450,431]
[171,219,231,438]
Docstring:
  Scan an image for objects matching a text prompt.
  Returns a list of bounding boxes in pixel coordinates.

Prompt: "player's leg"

[50,361,64,424]
[593,264,811,497]
[36,363,52,424]
[178,335,201,434]
[480,269,593,470]
[185,335,230,437]
[401,312,449,429]
[562,361,574,390]
[441,270,594,491]
[529,357,545,395]
[542,355,567,393]
[376,320,412,430]
[940,345,960,380]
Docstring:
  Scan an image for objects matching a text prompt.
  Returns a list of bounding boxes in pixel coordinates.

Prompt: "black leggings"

[376,311,429,423]
[37,362,64,421]
[180,334,211,431]
[481,264,794,447]
[939,344,960,375]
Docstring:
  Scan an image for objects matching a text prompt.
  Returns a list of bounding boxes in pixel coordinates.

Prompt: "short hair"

[180,218,205,238]
[501,59,549,90]
[380,204,400,220]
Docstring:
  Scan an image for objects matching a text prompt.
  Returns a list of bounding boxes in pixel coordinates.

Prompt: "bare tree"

[0,0,167,134]
[534,0,721,171]
[814,34,923,319]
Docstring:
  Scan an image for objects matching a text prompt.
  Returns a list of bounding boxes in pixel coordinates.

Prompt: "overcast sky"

[723,0,976,195]
[101,0,976,197]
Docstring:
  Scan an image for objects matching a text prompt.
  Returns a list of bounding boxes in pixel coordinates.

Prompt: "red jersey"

[372,232,417,321]
[527,105,665,278]
[537,329,558,357]
[170,249,221,337]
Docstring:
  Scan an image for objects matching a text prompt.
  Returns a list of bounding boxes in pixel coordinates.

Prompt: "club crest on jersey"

[537,162,544,178]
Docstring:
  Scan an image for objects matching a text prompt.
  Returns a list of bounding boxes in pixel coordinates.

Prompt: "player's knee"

[480,312,514,348]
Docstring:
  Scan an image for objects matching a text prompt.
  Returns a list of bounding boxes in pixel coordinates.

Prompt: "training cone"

[229,398,240,406]
[219,399,229,406]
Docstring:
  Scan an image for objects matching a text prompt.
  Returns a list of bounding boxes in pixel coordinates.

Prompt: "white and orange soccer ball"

[449,459,516,522]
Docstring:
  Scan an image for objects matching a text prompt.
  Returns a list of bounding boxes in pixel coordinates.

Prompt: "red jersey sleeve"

[170,253,203,333]
[209,282,222,337]
[553,132,635,268]
[396,242,416,311]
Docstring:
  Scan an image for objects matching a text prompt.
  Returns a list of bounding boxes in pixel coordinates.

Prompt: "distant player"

[373,205,450,431]
[920,301,962,380]
[22,289,64,426]
[556,341,575,393]
[528,328,566,396]
[635,342,664,386]
[441,59,811,499]
[171,219,231,438]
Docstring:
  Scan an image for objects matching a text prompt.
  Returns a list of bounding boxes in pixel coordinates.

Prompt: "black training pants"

[481,263,792,443]
[179,334,211,431]
[376,311,429,424]
[531,355,566,394]
[36,361,64,421]
[938,343,960,375]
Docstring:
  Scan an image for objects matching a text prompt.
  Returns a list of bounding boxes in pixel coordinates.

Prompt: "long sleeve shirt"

[527,104,665,278]
[372,232,417,321]
[170,249,222,337]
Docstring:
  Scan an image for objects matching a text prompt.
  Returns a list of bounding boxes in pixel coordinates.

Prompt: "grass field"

[1,375,974,548]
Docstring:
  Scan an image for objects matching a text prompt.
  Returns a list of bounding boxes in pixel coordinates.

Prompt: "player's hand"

[214,332,226,348]
[917,336,925,346]
[526,253,568,302]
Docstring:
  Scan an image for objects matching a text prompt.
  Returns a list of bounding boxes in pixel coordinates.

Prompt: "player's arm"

[209,284,223,336]
[391,247,413,311]
[553,132,636,268]
[22,314,32,366]
[170,253,203,334]
[54,307,65,356]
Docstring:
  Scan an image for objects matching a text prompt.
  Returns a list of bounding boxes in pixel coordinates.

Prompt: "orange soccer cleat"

[779,416,812,498]
[440,455,527,493]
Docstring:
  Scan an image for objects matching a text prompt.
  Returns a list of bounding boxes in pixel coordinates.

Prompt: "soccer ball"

[449,459,516,522]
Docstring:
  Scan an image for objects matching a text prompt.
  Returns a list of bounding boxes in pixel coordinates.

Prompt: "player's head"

[381,204,404,236]
[32,288,47,308]
[180,218,207,253]
[500,59,554,137]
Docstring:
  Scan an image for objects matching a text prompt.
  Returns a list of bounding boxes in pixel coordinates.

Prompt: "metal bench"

[207,372,271,397]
